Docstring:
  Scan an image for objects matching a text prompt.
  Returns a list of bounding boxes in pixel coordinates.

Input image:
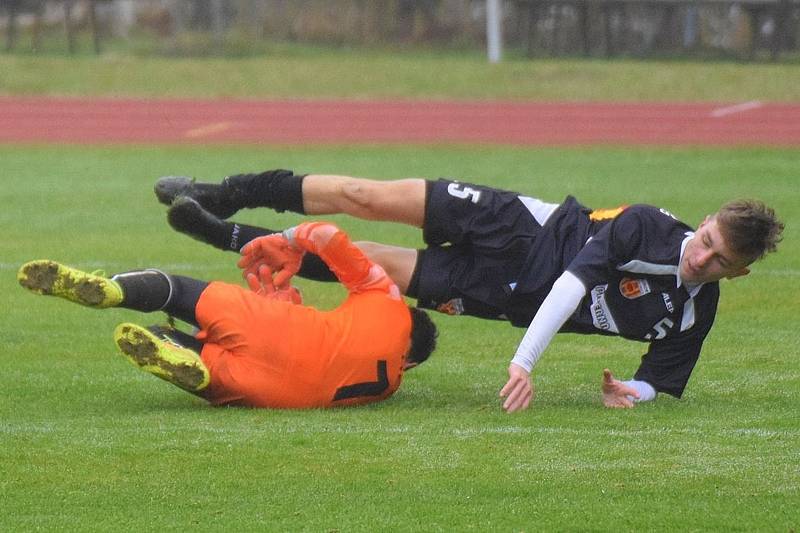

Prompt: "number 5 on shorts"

[447,183,482,204]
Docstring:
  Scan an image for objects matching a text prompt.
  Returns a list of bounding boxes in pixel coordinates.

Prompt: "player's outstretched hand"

[601,369,639,408]
[500,363,534,413]
[238,234,304,288]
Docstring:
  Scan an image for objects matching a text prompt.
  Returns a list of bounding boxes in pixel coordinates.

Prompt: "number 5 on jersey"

[645,317,675,340]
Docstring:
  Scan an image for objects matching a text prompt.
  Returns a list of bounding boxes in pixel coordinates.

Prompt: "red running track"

[1,97,798,146]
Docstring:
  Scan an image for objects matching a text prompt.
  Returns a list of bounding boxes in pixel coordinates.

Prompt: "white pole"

[212,0,225,49]
[486,0,503,63]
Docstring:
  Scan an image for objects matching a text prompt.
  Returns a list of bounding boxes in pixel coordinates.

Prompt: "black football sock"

[223,169,306,214]
[112,270,174,312]
[160,275,209,328]
[228,223,278,252]
[168,196,279,252]
[112,271,208,328]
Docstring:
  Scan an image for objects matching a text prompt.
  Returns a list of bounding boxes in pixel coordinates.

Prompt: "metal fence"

[1,0,798,59]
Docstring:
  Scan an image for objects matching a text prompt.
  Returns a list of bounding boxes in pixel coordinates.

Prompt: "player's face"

[680,216,750,284]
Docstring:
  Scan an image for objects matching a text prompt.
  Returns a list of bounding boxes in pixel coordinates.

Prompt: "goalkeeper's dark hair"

[407,307,437,367]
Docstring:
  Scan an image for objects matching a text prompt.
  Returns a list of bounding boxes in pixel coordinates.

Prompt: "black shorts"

[407,179,559,320]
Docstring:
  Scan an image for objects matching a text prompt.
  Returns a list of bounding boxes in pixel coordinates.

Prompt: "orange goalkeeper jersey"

[194,223,412,408]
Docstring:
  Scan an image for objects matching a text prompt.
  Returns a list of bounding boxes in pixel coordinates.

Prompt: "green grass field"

[2,51,800,101]
[2,144,798,530]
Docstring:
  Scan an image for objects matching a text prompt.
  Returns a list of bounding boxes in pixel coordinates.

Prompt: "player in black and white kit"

[153,171,783,412]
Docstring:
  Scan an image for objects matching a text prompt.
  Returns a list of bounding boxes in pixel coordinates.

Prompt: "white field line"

[184,121,234,138]
[710,100,763,118]
[3,423,799,439]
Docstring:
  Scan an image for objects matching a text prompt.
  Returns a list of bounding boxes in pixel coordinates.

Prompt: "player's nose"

[695,249,713,267]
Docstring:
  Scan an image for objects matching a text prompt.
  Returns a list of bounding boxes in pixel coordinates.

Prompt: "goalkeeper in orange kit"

[17,222,437,408]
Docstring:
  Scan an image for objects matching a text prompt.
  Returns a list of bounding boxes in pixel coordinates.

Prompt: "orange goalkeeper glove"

[244,263,303,304]
[238,233,304,288]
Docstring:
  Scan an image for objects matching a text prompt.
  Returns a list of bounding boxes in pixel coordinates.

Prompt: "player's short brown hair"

[716,199,784,263]
[407,307,437,366]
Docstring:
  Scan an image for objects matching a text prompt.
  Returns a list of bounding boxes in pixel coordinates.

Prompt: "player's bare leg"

[354,241,418,293]
[155,170,427,228]
[301,175,426,227]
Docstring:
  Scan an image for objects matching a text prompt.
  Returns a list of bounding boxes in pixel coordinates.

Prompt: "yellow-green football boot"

[114,323,210,392]
[18,260,123,308]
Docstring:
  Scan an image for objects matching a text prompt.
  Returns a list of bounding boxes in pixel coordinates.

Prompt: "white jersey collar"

[678,231,704,296]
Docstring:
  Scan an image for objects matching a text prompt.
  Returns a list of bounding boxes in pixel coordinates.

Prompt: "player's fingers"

[504,392,527,413]
[503,395,516,412]
[601,369,619,394]
[273,269,293,288]
[237,252,257,270]
[510,386,532,412]
[243,240,270,260]
[258,263,273,281]
[519,393,532,411]
[239,241,253,257]
[618,397,634,408]
[499,376,519,398]
[501,383,517,406]
[240,263,258,281]
[239,237,281,264]
[503,382,528,412]
[604,397,622,408]
[606,396,634,409]
[245,272,261,294]
[258,265,276,294]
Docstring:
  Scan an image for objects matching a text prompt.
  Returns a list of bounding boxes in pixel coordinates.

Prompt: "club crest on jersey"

[619,278,651,299]
[436,298,465,316]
